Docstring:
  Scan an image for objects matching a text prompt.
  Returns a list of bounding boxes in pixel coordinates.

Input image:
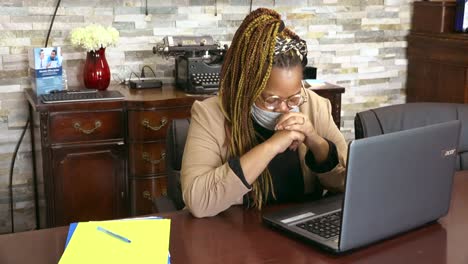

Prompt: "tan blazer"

[181,89,347,217]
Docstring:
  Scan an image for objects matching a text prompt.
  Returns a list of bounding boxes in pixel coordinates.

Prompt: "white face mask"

[251,103,299,131]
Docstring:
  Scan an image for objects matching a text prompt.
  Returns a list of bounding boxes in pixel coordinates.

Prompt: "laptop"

[263,120,461,254]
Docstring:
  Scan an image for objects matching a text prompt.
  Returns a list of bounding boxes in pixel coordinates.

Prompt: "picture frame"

[455,0,468,32]
[28,47,64,95]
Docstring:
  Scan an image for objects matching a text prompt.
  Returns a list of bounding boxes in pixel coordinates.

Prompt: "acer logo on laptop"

[443,148,457,157]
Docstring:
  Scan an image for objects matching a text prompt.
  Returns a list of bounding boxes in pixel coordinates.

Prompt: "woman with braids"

[181,8,347,217]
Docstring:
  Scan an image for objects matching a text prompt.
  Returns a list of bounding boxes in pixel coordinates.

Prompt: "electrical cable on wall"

[129,71,141,81]
[45,0,62,48]
[140,65,157,78]
[8,0,62,233]
[145,0,148,16]
[8,119,30,233]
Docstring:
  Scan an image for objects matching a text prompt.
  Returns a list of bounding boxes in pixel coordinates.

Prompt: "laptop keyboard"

[296,211,342,239]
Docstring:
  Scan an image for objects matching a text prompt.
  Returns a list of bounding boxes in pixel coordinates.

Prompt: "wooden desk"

[1,171,467,263]
[24,83,344,227]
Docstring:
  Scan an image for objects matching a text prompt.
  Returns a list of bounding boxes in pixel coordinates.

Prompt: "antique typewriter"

[153,36,227,94]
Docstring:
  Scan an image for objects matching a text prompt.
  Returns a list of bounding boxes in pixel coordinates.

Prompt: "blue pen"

[97,226,131,243]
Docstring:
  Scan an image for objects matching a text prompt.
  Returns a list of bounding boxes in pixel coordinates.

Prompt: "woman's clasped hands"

[268,112,318,153]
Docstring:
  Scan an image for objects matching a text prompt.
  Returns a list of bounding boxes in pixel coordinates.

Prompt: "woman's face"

[256,65,304,113]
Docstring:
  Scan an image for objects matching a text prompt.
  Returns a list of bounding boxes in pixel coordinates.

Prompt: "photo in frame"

[28,47,63,95]
[455,0,468,32]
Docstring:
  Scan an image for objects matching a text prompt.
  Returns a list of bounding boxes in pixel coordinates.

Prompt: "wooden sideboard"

[25,91,128,228]
[25,83,344,227]
[306,82,345,128]
[406,1,468,103]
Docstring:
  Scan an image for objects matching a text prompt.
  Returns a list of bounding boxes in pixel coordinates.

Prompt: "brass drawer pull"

[142,190,152,201]
[143,190,167,201]
[141,118,168,131]
[73,120,102,135]
[142,152,166,165]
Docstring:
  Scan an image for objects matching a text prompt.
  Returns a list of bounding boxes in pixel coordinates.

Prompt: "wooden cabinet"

[25,90,128,227]
[118,86,204,216]
[50,143,127,226]
[407,1,468,103]
[306,82,345,128]
[126,106,195,215]
[26,83,345,224]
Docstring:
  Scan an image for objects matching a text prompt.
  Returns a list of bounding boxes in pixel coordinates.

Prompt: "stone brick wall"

[0,0,412,233]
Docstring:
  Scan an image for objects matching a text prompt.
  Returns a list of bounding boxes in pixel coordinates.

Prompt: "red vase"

[83,47,110,90]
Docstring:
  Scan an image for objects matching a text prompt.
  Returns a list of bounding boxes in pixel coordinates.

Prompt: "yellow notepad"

[59,219,171,264]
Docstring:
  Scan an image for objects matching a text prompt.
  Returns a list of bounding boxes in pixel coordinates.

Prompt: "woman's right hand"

[265,129,305,154]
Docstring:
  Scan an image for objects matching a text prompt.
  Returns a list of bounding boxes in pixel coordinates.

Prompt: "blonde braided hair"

[219,8,305,209]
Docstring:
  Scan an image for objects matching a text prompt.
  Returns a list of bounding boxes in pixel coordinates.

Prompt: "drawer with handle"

[129,142,167,176]
[48,110,124,144]
[127,108,191,141]
[130,176,168,215]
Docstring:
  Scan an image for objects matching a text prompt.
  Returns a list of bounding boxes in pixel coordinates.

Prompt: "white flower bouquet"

[70,24,119,51]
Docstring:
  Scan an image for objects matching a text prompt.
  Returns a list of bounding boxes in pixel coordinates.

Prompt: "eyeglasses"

[260,85,307,110]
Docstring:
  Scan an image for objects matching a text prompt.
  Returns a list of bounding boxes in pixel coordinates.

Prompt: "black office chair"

[354,102,468,171]
[303,66,317,79]
[153,118,190,212]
